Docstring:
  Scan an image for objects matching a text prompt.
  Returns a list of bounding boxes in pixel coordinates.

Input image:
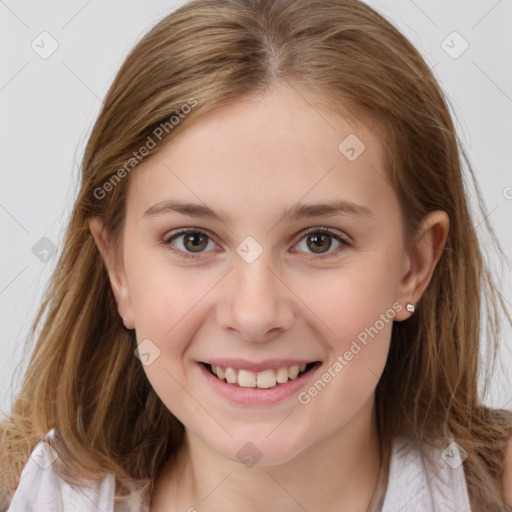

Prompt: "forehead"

[126,84,394,223]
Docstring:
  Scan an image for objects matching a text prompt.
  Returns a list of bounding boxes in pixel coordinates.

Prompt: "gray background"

[1,0,511,417]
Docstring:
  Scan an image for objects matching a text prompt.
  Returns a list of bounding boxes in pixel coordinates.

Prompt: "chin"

[212,435,307,469]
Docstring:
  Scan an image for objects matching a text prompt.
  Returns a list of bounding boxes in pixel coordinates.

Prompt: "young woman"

[1,0,511,510]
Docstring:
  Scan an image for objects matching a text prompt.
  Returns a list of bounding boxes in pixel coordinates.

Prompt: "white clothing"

[380,435,472,511]
[6,430,473,511]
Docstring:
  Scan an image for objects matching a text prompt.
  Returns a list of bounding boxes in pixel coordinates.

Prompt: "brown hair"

[1,0,511,509]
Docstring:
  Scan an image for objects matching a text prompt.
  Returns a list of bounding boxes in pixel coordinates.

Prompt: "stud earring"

[406,302,415,313]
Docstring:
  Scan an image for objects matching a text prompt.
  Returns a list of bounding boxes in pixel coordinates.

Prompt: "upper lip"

[200,358,319,372]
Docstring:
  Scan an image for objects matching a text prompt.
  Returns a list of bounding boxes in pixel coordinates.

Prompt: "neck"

[152,396,382,512]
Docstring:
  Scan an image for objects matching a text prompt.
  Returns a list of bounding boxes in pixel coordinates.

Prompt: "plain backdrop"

[1,0,511,417]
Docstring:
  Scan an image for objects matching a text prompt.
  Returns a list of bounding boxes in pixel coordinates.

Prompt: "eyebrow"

[142,199,372,224]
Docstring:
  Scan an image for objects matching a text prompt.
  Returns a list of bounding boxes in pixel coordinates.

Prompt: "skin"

[90,82,449,511]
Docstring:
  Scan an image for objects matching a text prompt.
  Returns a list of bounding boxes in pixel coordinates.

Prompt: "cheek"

[296,269,395,423]
[293,256,401,343]
[127,245,215,339]
[289,253,401,412]
[130,266,214,418]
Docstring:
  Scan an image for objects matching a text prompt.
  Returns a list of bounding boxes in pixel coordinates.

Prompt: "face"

[98,83,417,466]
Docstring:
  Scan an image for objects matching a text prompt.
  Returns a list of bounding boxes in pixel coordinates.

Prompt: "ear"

[394,210,449,321]
[88,216,135,329]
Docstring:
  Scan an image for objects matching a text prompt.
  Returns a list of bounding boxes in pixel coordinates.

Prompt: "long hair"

[1,0,511,509]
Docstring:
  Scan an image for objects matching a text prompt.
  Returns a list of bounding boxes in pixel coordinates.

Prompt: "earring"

[406,302,415,313]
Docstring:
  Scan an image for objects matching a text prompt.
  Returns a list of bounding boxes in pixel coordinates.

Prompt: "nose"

[216,254,296,343]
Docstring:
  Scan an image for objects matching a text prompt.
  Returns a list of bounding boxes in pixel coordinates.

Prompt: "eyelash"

[161,227,352,261]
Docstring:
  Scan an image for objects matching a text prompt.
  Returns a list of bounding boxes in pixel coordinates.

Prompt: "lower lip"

[197,362,322,405]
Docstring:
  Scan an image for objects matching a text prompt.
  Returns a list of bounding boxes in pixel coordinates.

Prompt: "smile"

[200,361,321,389]
[197,360,323,405]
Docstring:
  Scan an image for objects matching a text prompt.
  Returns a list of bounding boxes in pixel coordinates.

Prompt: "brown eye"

[163,229,218,259]
[181,232,209,252]
[293,227,351,258]
[306,233,333,253]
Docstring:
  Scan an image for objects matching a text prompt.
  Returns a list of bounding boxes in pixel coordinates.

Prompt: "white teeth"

[288,365,300,380]
[215,366,225,380]
[276,367,289,383]
[238,369,256,387]
[210,363,312,389]
[224,367,237,384]
[256,369,277,389]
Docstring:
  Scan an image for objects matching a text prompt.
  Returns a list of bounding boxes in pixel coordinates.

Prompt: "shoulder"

[503,435,512,506]
[7,430,116,512]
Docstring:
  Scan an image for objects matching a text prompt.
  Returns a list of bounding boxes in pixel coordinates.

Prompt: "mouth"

[200,361,321,390]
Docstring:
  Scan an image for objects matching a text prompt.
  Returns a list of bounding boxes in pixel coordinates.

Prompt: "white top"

[380,435,472,511]
[7,430,473,511]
